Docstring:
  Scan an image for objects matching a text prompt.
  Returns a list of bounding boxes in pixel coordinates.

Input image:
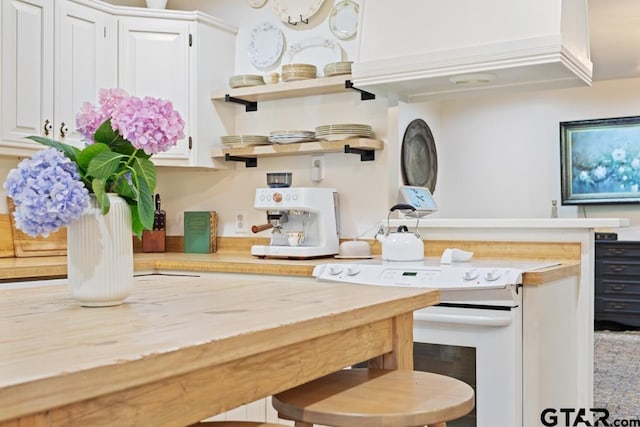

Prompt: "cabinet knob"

[608,265,626,273]
[43,119,53,136]
[610,284,626,291]
[607,302,626,310]
[59,122,68,139]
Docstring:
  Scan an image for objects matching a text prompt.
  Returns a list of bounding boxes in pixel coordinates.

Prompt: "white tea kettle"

[376,204,424,262]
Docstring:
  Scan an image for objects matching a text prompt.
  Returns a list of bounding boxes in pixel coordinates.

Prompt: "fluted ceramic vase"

[67,193,133,307]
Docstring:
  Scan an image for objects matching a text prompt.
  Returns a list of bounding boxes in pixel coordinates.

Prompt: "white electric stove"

[313,258,556,427]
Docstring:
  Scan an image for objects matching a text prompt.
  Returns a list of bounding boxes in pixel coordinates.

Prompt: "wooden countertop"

[0,274,438,426]
[0,251,580,286]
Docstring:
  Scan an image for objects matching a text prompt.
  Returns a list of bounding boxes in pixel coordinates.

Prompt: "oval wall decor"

[401,119,438,192]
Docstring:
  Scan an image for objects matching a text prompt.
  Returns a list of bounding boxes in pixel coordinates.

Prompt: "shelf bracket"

[345,80,375,101]
[225,153,258,167]
[225,94,258,112]
[344,144,375,161]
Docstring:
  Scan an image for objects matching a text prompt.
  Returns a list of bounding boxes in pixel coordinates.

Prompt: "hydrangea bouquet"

[3,88,184,238]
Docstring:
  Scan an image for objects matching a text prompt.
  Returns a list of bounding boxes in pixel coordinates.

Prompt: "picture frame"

[560,116,640,205]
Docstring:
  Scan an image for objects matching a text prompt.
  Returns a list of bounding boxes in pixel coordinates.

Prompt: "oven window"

[414,342,477,427]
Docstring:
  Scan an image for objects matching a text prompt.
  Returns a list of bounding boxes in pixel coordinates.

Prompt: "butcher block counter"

[0,252,580,286]
[0,273,439,426]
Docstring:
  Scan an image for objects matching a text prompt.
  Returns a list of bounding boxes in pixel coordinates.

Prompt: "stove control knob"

[329,264,343,275]
[346,265,361,276]
[273,192,283,203]
[485,269,501,281]
[463,269,479,281]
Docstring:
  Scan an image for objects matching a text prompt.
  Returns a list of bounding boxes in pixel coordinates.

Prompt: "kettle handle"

[387,204,421,236]
[390,203,416,213]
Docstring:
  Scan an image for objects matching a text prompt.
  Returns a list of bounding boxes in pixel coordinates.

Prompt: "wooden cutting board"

[6,199,67,257]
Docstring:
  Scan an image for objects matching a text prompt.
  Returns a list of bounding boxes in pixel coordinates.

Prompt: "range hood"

[352,0,592,102]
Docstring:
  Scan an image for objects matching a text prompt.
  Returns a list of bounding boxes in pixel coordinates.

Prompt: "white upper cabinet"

[1,0,54,154]
[1,0,115,155]
[118,12,237,168]
[56,0,117,147]
[352,0,593,102]
[1,1,237,168]
[119,17,191,162]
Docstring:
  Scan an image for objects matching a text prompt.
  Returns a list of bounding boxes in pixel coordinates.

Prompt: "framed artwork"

[560,116,640,205]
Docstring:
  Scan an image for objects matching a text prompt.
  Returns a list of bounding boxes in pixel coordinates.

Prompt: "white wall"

[3,0,640,240]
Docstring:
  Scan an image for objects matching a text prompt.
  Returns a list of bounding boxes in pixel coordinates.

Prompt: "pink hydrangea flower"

[98,88,129,117]
[110,96,185,155]
[75,102,106,143]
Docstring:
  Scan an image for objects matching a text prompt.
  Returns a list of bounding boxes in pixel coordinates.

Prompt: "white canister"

[146,0,168,9]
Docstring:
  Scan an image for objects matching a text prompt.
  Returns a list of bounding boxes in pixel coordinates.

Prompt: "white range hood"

[352,0,593,102]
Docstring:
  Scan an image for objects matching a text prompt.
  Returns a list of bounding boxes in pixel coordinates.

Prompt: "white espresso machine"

[251,187,340,258]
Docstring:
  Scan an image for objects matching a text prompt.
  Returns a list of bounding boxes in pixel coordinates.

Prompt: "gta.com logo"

[541,408,640,426]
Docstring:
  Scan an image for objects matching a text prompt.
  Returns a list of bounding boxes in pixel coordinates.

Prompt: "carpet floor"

[594,330,640,419]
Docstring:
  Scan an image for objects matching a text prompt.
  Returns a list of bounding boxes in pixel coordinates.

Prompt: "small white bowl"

[339,240,371,257]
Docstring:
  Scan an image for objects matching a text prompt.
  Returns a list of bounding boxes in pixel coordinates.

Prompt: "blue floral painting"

[561,117,640,204]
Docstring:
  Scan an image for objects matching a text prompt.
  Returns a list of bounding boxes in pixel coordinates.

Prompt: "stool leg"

[293,422,313,427]
[427,423,446,427]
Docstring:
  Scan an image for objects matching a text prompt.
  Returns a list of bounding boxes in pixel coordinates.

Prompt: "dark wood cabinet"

[595,240,640,327]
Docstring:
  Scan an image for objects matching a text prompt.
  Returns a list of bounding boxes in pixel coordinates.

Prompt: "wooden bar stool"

[195,422,286,426]
[272,368,475,427]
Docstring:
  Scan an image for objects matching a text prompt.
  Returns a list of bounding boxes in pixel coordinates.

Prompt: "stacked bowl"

[281,64,317,82]
[323,61,353,77]
[315,124,374,141]
[229,74,265,88]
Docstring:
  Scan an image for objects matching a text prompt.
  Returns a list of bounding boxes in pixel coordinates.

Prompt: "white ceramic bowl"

[339,240,371,257]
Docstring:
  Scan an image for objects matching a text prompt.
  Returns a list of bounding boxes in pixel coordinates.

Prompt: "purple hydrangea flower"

[111,95,185,155]
[3,148,90,237]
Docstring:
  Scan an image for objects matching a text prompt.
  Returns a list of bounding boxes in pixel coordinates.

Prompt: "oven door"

[413,305,522,427]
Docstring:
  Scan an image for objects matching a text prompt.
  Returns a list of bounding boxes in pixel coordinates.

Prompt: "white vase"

[67,193,133,307]
[145,0,167,9]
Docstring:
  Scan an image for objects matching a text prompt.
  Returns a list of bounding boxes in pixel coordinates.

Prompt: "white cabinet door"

[56,0,117,147]
[119,17,191,161]
[1,0,54,152]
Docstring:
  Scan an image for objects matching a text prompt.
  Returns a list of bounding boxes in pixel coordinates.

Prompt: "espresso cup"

[287,231,304,246]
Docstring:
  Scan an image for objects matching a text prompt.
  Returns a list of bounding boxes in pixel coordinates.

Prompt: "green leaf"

[94,120,139,157]
[92,179,110,214]
[77,143,110,171]
[131,157,157,194]
[26,136,80,162]
[129,204,144,239]
[134,173,154,231]
[87,151,126,180]
[112,172,136,200]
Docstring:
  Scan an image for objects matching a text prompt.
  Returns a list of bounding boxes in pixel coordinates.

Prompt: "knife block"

[142,230,166,253]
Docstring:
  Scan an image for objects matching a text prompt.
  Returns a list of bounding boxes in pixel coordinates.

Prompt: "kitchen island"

[0,273,438,426]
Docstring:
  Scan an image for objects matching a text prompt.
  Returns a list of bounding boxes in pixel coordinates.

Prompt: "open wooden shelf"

[210,75,354,103]
[211,138,384,167]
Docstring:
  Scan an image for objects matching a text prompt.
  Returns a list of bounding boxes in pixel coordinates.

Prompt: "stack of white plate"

[324,61,353,77]
[269,130,316,144]
[221,135,270,148]
[281,64,317,82]
[315,124,374,141]
[229,74,265,89]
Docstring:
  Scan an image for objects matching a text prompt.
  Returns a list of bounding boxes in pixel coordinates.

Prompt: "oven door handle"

[414,310,512,327]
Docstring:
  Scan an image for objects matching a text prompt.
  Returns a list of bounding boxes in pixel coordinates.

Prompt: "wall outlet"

[235,210,248,233]
[311,155,325,182]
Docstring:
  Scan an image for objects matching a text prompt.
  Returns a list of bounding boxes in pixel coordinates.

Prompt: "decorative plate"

[401,119,438,192]
[248,0,268,8]
[329,0,359,40]
[285,37,343,76]
[272,0,325,25]
[248,22,285,68]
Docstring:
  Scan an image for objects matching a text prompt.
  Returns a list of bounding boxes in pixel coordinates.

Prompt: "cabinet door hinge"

[104,26,107,38]
[188,136,193,149]
[189,34,193,47]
